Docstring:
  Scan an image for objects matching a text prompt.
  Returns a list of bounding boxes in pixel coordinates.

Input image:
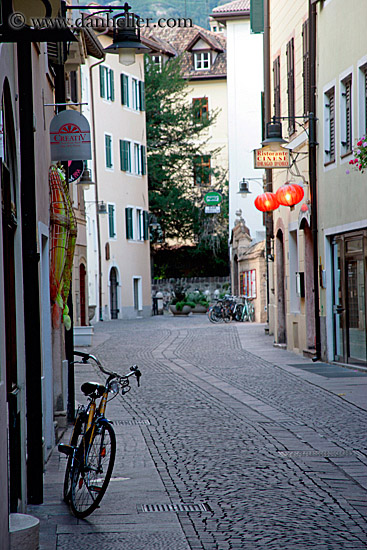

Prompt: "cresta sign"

[50,110,91,161]
[254,146,290,169]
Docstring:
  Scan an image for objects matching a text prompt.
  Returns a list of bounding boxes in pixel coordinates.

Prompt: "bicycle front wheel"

[70,421,116,519]
[248,303,255,322]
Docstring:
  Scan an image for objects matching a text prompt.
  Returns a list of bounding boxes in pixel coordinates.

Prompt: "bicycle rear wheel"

[234,304,243,322]
[248,303,255,322]
[63,412,86,502]
[70,421,116,519]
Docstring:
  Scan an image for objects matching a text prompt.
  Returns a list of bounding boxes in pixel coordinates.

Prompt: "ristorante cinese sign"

[50,110,91,161]
[254,146,290,169]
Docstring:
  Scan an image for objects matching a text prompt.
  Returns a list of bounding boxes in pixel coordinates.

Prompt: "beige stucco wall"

[87,35,151,320]
[186,78,228,184]
[269,0,312,354]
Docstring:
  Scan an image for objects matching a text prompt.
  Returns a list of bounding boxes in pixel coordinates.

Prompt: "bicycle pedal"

[89,485,102,493]
[58,443,73,456]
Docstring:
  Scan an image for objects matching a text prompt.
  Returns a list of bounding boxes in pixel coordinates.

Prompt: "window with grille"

[194,52,211,70]
[341,75,352,156]
[286,38,295,134]
[273,56,281,119]
[302,19,310,116]
[192,97,209,120]
[193,155,211,185]
[324,87,335,165]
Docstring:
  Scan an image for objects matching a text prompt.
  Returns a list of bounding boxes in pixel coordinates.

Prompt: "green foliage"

[145,54,229,255]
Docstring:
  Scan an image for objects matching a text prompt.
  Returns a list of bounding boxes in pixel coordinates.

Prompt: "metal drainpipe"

[17,41,44,504]
[309,0,321,360]
[89,55,106,323]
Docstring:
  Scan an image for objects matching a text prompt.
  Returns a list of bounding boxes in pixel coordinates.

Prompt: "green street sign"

[204,191,222,205]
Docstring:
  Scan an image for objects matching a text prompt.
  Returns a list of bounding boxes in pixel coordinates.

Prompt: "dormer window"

[152,55,162,72]
[194,52,211,70]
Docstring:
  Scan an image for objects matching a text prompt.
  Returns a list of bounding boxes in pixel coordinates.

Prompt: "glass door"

[332,233,367,365]
[332,238,345,361]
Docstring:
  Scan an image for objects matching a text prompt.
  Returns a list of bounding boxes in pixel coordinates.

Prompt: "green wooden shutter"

[139,81,145,111]
[125,207,133,239]
[121,74,129,105]
[120,140,130,171]
[119,140,124,170]
[250,0,264,34]
[109,69,115,101]
[108,204,115,237]
[105,135,112,168]
[99,65,105,98]
[143,211,149,240]
[141,145,146,175]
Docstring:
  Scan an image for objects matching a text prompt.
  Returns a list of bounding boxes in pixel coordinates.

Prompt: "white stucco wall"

[226,18,264,240]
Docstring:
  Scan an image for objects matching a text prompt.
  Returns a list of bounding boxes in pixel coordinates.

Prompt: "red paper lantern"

[254,192,279,212]
[276,183,304,207]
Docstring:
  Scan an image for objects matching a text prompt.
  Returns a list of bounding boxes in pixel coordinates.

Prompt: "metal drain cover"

[112,419,151,426]
[138,503,210,513]
[278,450,354,458]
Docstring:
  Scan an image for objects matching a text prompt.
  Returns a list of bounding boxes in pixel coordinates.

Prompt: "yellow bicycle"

[58,351,141,518]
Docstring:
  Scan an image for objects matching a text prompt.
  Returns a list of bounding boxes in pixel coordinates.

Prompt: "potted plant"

[187,291,209,314]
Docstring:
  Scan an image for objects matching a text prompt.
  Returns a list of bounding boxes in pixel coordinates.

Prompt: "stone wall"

[152,277,231,301]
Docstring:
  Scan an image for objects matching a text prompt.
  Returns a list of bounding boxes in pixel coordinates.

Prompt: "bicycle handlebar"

[72,351,141,386]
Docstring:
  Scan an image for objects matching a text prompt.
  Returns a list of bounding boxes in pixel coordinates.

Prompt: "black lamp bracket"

[272,113,318,146]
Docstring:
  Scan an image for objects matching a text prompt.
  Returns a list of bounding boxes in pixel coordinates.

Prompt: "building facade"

[316,0,367,366]
[83,30,152,323]
[211,0,264,241]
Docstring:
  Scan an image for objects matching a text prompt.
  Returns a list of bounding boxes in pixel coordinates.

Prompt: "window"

[192,97,209,120]
[136,208,143,241]
[324,87,335,164]
[302,19,310,116]
[286,38,295,134]
[105,134,113,168]
[108,204,116,238]
[126,207,149,240]
[358,63,367,138]
[341,75,352,156]
[134,143,141,174]
[194,155,211,185]
[132,78,139,110]
[273,56,281,119]
[240,270,256,298]
[194,52,211,70]
[120,139,131,172]
[99,65,114,101]
[152,55,162,71]
[69,70,78,103]
[121,73,129,106]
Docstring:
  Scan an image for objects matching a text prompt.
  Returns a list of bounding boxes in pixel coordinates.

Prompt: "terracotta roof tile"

[141,24,226,80]
[212,0,250,14]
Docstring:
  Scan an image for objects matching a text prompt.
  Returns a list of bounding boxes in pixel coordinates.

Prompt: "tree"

[145,54,228,254]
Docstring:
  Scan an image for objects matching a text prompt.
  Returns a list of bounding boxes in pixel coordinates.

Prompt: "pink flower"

[359,164,362,171]
[357,140,363,146]
[346,169,350,175]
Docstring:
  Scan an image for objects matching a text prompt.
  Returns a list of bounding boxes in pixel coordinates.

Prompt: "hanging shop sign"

[204,191,222,205]
[50,110,91,161]
[254,145,290,169]
[205,205,221,214]
[68,160,84,183]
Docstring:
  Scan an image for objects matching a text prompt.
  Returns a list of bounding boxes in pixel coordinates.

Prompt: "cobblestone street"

[32,316,367,550]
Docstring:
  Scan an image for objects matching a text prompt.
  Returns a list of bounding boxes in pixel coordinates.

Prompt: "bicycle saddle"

[81,382,105,397]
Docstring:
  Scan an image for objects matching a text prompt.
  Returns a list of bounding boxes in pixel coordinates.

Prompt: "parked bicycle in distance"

[208,295,255,323]
[58,351,141,519]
